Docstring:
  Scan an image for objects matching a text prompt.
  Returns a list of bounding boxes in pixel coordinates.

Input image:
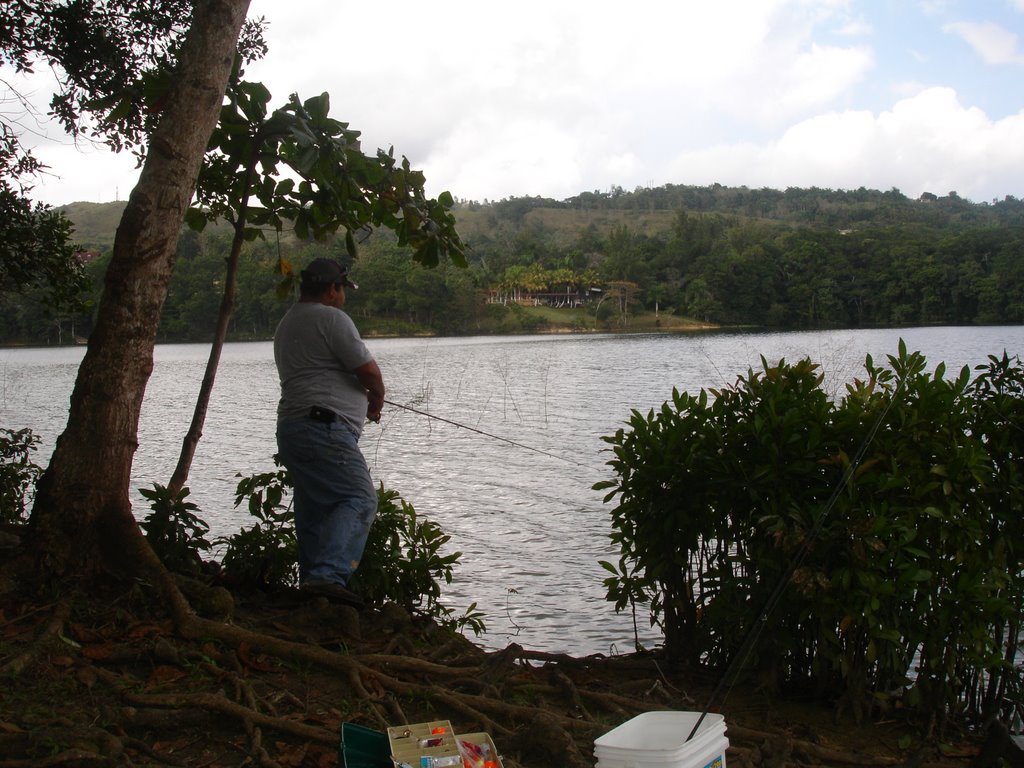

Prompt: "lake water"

[2,326,1022,655]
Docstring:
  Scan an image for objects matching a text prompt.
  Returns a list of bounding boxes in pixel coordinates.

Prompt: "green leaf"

[415,239,440,268]
[237,80,272,107]
[104,96,135,124]
[303,92,331,123]
[184,207,209,232]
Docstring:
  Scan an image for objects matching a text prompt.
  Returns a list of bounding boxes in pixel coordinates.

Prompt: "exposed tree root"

[0,598,70,676]
[0,725,124,766]
[0,574,985,768]
[727,723,902,766]
[122,691,338,744]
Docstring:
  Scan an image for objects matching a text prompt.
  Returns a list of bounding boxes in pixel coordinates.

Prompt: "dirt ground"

[0,575,994,768]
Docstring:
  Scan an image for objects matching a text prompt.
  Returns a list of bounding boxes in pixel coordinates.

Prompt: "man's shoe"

[300,581,365,609]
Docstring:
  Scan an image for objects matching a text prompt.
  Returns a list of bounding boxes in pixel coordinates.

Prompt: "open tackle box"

[386,720,502,768]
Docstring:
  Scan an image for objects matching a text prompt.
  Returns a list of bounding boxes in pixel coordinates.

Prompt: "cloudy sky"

[14,0,1024,208]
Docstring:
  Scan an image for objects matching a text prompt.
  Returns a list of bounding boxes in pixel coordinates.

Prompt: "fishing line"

[686,370,905,741]
[383,398,595,469]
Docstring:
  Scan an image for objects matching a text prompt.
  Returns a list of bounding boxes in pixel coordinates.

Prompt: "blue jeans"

[276,418,377,587]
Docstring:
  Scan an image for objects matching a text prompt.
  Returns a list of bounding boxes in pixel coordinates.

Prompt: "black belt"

[309,406,339,423]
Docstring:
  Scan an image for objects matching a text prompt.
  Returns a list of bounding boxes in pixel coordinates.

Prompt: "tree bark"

[29,0,252,581]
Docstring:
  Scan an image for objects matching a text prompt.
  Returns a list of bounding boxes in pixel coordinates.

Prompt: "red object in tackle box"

[386,721,503,768]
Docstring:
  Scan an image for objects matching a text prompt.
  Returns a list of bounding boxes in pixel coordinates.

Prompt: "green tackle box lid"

[339,722,391,768]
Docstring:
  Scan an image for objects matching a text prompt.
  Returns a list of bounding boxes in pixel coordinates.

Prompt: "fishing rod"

[382,398,593,469]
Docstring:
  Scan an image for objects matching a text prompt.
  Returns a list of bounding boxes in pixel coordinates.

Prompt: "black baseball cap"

[300,258,357,289]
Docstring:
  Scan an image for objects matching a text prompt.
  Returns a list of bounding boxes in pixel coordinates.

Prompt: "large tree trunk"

[28,0,251,582]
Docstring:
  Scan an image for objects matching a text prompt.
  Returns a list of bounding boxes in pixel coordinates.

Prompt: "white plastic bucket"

[594,711,728,768]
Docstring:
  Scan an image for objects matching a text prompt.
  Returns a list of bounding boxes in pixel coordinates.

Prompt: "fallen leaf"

[81,643,121,661]
[127,622,165,640]
[76,666,98,688]
[147,665,186,686]
[151,739,190,754]
[274,741,309,767]
[238,641,277,672]
[67,622,106,643]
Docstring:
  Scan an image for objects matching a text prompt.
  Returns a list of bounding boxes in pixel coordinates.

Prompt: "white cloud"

[243,0,878,202]
[7,0,1022,209]
[1,65,140,206]
[891,78,931,97]
[918,1,954,15]
[665,87,1024,201]
[778,42,874,114]
[836,18,873,37]
[28,142,140,206]
[944,21,1024,65]
[427,114,588,202]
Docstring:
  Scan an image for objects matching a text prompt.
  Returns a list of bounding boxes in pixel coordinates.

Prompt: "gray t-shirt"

[273,302,375,435]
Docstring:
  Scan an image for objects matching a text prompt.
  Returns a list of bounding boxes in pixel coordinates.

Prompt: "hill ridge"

[60,183,1024,252]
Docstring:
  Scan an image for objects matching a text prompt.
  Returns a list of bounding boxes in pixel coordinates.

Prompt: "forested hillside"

[2,183,1023,345]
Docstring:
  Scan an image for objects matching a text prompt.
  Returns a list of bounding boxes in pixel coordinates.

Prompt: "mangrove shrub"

[597,343,1023,732]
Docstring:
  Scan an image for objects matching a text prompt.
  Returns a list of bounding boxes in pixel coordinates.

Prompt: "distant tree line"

[459,185,1024,329]
[470,183,1024,229]
[2,184,1023,345]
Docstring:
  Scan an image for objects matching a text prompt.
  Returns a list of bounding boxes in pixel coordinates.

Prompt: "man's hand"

[367,397,383,423]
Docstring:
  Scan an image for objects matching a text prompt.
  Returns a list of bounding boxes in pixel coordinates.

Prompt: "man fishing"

[273,257,385,608]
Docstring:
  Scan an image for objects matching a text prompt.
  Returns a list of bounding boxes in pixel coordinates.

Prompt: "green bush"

[597,342,1023,732]
[219,465,298,589]
[0,427,42,524]
[350,485,485,634]
[222,460,485,635]
[139,484,212,574]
